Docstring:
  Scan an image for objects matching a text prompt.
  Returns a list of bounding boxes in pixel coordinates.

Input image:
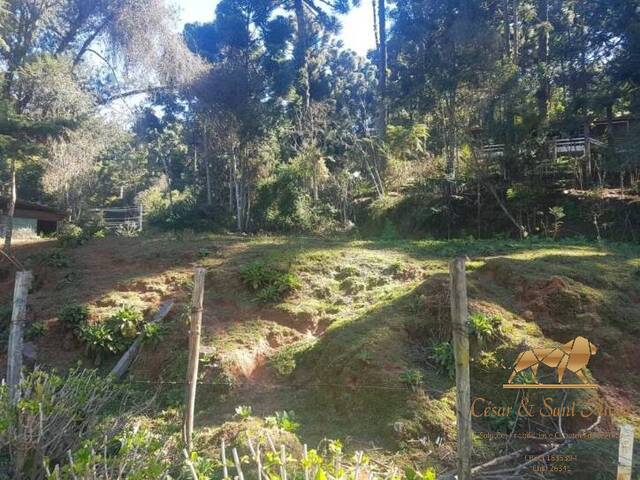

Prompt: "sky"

[174,0,376,56]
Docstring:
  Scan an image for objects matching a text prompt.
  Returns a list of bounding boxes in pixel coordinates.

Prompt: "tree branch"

[72,15,113,67]
[99,86,171,105]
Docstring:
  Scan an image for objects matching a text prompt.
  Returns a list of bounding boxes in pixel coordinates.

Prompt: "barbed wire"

[119,379,446,394]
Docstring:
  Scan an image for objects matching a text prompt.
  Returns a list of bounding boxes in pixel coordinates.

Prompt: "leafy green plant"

[110,304,143,338]
[57,223,86,247]
[27,320,47,339]
[404,467,437,480]
[549,206,566,239]
[400,368,424,391]
[78,323,126,363]
[58,303,89,330]
[469,313,502,347]
[265,410,300,432]
[46,250,71,268]
[234,405,253,420]
[430,341,455,378]
[240,261,301,302]
[141,322,165,347]
[512,369,537,385]
[116,221,140,237]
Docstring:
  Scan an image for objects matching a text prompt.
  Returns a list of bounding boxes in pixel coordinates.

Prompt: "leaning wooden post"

[450,258,472,480]
[183,267,206,452]
[617,424,635,480]
[6,270,32,405]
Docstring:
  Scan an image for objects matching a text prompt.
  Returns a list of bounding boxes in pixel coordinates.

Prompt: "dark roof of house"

[0,198,66,220]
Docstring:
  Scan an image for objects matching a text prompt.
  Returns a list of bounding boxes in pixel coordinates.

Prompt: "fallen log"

[110,300,174,380]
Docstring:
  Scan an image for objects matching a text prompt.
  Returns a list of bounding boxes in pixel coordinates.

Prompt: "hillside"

[1,233,639,476]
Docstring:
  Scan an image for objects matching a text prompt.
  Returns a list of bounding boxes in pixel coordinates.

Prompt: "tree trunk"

[584,120,592,184]
[3,158,17,252]
[294,0,310,111]
[503,0,511,57]
[375,0,387,138]
[372,0,379,49]
[536,0,550,124]
[606,103,615,150]
[233,152,242,231]
[204,125,213,206]
[513,0,519,62]
[446,92,458,179]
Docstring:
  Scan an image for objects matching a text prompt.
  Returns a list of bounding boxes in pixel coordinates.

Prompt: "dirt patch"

[478,258,526,288]
[515,276,599,335]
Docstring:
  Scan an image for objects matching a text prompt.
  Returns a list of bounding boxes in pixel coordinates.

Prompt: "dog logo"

[503,336,598,389]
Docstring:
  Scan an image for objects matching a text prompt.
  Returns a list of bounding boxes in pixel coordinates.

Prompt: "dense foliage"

[2,0,640,243]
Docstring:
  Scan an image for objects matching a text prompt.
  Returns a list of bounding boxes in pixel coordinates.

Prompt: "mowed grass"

[4,233,640,472]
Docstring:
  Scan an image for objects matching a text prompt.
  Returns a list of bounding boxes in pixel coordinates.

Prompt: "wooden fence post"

[183,267,206,452]
[450,258,472,480]
[6,270,32,405]
[617,424,635,480]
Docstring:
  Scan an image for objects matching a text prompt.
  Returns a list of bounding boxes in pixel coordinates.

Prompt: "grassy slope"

[2,233,639,475]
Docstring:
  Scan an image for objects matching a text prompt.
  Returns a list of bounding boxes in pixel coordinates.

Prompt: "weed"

[469,313,503,347]
[265,410,300,432]
[141,323,165,347]
[27,321,47,340]
[77,305,144,364]
[78,323,126,364]
[234,405,253,420]
[270,338,315,376]
[58,304,89,330]
[116,221,140,237]
[430,341,455,379]
[110,304,144,339]
[400,368,424,391]
[512,370,537,385]
[334,265,359,280]
[549,206,566,239]
[46,250,71,268]
[355,349,374,365]
[240,261,301,302]
[404,468,437,480]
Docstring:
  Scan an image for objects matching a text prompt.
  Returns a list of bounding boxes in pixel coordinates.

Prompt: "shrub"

[430,341,455,378]
[58,303,89,330]
[57,223,86,247]
[139,184,223,231]
[240,261,301,302]
[0,368,119,479]
[253,164,338,233]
